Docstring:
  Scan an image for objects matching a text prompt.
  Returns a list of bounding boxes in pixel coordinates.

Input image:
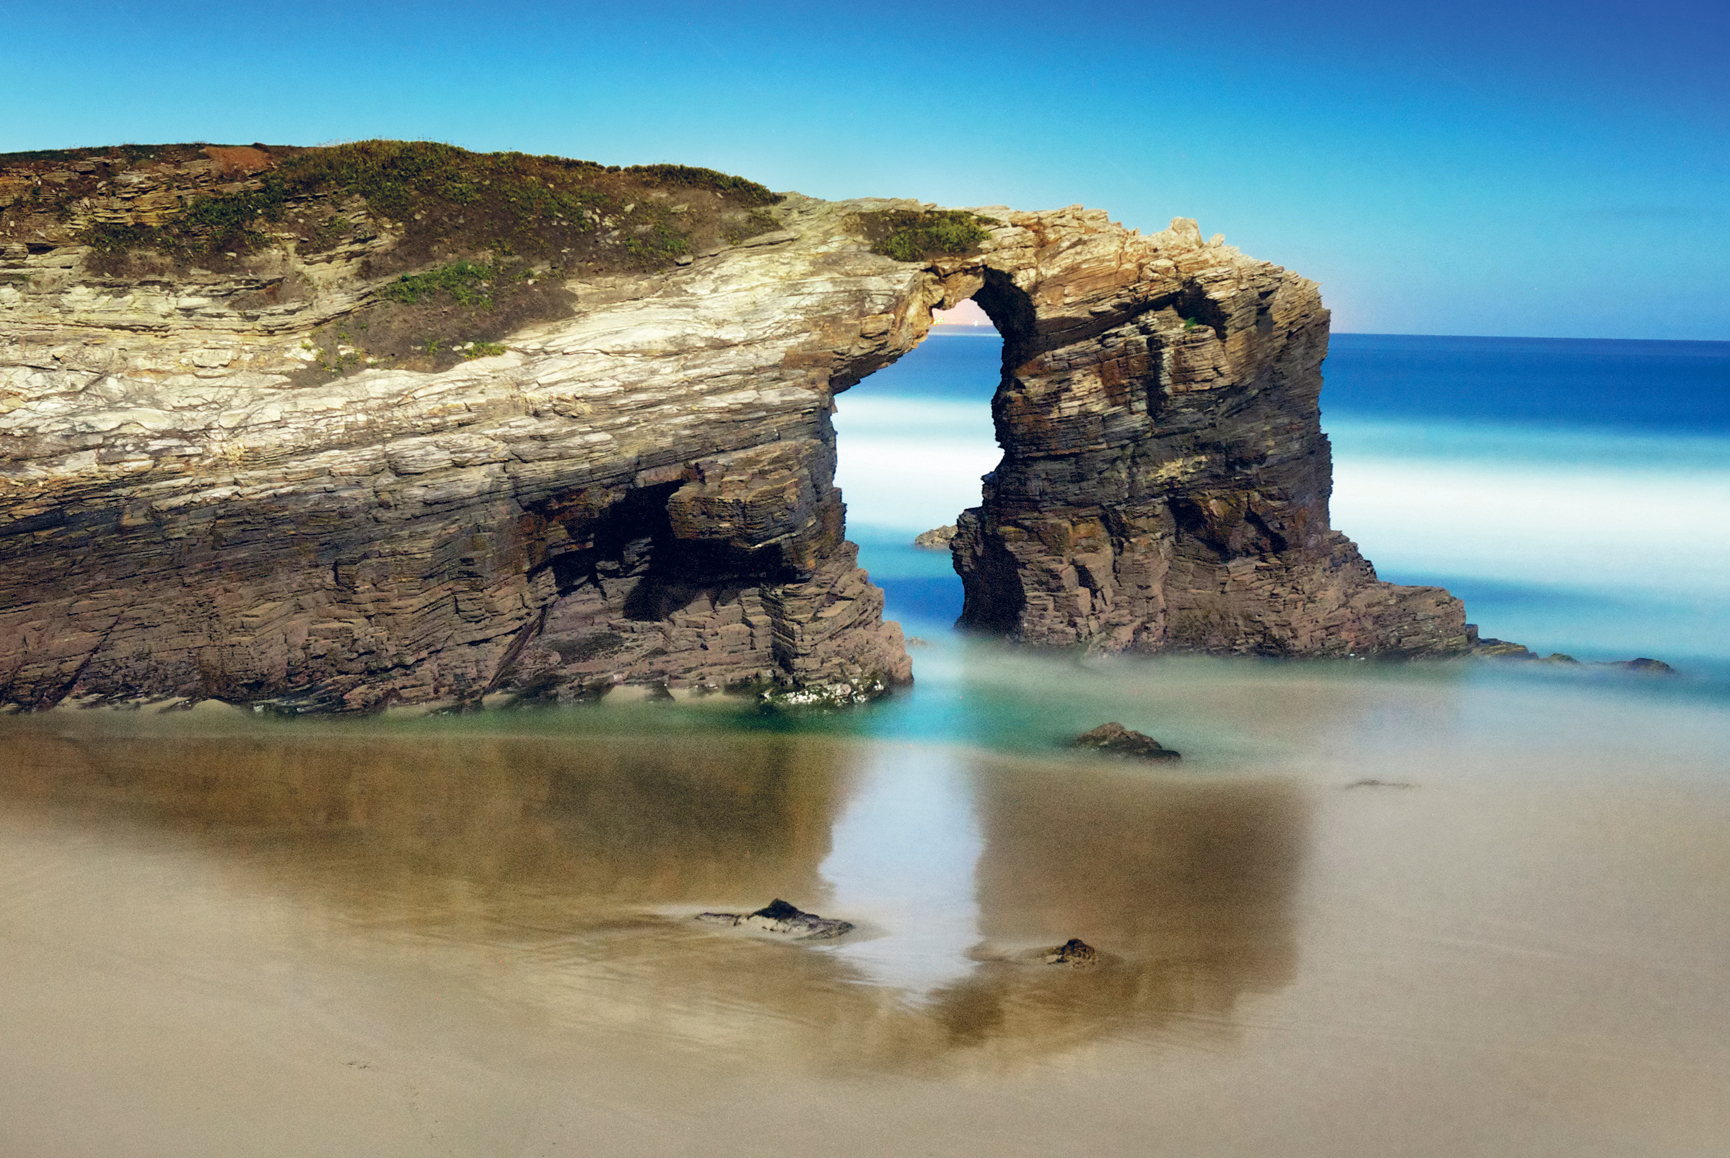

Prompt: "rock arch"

[893,208,1469,658]
[0,172,1467,713]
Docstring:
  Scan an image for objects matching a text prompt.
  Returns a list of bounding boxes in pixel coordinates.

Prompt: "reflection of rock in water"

[628,760,1306,1075]
[0,722,1304,1074]
[909,762,1307,1066]
[0,724,851,916]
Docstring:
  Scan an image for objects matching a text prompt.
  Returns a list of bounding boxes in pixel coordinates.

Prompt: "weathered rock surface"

[913,524,957,550]
[695,898,854,940]
[1073,722,1181,761]
[946,215,1468,658]
[0,143,1470,713]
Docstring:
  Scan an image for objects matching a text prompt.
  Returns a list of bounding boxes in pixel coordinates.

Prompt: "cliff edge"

[0,142,1468,712]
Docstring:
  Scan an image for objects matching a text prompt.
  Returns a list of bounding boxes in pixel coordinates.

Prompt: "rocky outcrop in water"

[944,218,1467,657]
[0,142,1467,713]
[913,525,957,550]
[1471,638,1677,674]
[1073,722,1181,761]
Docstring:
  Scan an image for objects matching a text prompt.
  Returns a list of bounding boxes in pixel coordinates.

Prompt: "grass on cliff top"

[4,140,781,270]
[1,141,797,381]
[0,142,202,166]
[0,140,790,379]
[852,208,997,263]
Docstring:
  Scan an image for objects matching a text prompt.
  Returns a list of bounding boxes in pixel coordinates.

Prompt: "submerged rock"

[1044,938,1100,966]
[695,898,854,940]
[1073,722,1181,761]
[913,525,958,550]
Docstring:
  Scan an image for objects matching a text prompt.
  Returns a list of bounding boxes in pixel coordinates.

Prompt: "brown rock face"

[0,144,1466,713]
[945,214,1468,657]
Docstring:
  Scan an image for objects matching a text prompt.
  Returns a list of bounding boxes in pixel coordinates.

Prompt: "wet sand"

[2,662,1728,1156]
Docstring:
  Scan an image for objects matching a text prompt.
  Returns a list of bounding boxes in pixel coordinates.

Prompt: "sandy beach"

[3,658,1726,1156]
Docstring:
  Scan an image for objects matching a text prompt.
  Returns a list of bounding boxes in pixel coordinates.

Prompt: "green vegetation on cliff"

[0,140,789,377]
[852,208,997,263]
[52,140,782,268]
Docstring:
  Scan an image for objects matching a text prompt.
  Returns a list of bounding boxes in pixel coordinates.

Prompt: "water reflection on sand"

[0,719,1304,1074]
[4,659,1730,1155]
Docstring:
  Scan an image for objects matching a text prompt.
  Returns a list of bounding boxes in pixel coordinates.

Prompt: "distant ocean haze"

[833,330,1730,662]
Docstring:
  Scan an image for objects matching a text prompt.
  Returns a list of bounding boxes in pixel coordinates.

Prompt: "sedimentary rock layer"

[945,215,1469,657]
[0,144,1466,712]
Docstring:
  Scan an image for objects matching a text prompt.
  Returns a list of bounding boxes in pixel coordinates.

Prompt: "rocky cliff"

[0,142,1467,713]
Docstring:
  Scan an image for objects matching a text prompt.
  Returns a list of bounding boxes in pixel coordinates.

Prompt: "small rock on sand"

[695,898,854,940]
[1044,938,1099,966]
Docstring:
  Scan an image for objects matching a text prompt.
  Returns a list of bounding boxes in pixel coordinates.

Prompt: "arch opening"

[830,295,1009,641]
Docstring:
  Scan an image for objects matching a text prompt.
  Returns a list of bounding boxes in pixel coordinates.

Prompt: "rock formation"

[1043,938,1101,967]
[0,141,1467,713]
[944,218,1467,656]
[1072,722,1180,761]
[913,524,957,550]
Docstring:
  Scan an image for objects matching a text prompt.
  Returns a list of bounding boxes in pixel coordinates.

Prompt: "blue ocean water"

[832,327,1730,675]
[1323,333,1730,435]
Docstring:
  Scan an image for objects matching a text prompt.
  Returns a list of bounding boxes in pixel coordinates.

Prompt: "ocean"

[3,328,1728,1155]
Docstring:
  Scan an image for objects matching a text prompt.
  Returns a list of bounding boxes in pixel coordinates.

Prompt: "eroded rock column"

[941,212,1468,657]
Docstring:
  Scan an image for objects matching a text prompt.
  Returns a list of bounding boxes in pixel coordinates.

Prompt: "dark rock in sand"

[1044,938,1100,966]
[694,898,854,941]
[1073,722,1180,761]
[1344,779,1418,790]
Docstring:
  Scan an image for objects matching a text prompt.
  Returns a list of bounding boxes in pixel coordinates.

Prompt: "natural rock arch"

[0,151,1467,712]
[856,209,1466,660]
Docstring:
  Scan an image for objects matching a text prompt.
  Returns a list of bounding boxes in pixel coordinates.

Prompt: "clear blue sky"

[2,0,1724,339]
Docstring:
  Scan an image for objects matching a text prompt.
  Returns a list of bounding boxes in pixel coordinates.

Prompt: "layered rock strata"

[944,216,1467,656]
[0,145,1466,713]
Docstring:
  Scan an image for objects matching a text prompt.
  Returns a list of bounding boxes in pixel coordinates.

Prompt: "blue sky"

[2,0,1724,339]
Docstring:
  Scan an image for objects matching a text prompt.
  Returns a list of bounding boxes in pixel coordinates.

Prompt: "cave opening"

[830,293,1010,639]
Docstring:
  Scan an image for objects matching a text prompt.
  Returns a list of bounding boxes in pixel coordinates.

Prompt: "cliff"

[0,142,1468,713]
